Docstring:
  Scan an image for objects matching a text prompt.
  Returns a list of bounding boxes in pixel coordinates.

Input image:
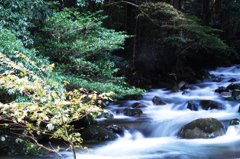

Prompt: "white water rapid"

[61,65,240,159]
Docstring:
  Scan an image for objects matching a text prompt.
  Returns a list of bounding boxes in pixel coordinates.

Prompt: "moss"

[184,118,223,133]
[178,118,225,138]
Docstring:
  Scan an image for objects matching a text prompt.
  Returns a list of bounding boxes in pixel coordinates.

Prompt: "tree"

[34,8,145,98]
[0,28,114,159]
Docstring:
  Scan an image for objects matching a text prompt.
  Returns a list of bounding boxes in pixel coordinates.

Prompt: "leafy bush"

[34,8,145,98]
[0,50,113,158]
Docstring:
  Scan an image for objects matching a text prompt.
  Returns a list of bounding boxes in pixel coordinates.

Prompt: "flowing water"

[6,66,240,159]
[59,65,240,159]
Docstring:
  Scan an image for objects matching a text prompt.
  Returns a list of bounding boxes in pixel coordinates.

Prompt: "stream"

[59,65,240,159]
[5,65,240,159]
[61,65,240,159]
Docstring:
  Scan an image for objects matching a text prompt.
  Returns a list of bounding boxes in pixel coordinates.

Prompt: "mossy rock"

[177,118,225,139]
[232,89,240,100]
[0,135,43,156]
[229,118,240,125]
[81,125,118,141]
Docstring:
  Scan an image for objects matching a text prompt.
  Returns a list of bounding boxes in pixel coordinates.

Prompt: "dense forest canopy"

[0,0,240,158]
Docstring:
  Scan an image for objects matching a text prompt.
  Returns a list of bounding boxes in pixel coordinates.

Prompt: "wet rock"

[214,86,229,94]
[123,108,143,117]
[182,91,190,96]
[227,83,240,90]
[152,96,166,105]
[105,124,125,136]
[221,92,231,96]
[228,78,237,82]
[131,103,147,108]
[187,100,198,111]
[232,89,240,100]
[81,125,118,141]
[187,100,224,111]
[200,100,224,110]
[229,118,240,125]
[212,77,223,82]
[0,135,43,156]
[177,118,225,139]
[171,81,190,92]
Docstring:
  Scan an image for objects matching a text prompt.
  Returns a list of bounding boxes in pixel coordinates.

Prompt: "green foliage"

[34,8,145,98]
[135,2,233,77]
[0,0,53,46]
[0,50,114,158]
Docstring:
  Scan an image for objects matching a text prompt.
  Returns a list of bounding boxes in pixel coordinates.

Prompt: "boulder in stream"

[187,100,224,111]
[227,83,240,90]
[105,124,125,137]
[177,118,225,139]
[123,108,143,117]
[229,118,240,125]
[214,86,229,94]
[228,78,237,82]
[171,81,190,92]
[81,125,118,141]
[152,96,166,105]
[232,89,240,100]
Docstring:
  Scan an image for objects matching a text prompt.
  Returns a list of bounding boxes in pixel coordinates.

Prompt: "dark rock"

[177,118,225,139]
[152,96,166,105]
[212,77,223,82]
[81,125,118,141]
[227,83,240,90]
[105,124,125,136]
[187,100,198,111]
[171,81,190,92]
[200,100,224,110]
[123,108,143,117]
[229,118,240,125]
[214,86,229,94]
[221,92,231,96]
[228,78,237,82]
[187,100,224,111]
[182,91,190,96]
[232,89,240,100]
[131,103,147,108]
